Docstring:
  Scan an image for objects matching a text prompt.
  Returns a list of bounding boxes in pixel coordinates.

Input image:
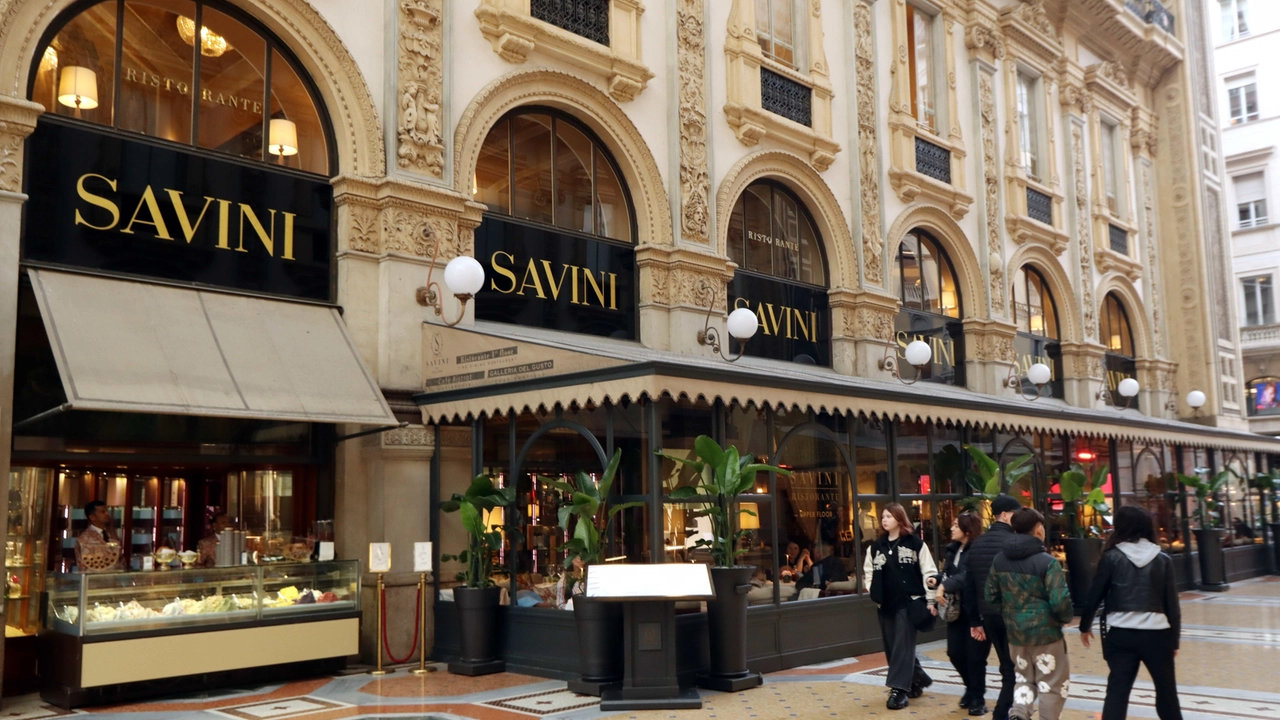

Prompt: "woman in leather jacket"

[930,512,987,716]
[1078,506,1183,720]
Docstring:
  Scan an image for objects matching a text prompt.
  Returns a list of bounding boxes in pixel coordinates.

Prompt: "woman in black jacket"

[931,511,987,716]
[1079,506,1183,720]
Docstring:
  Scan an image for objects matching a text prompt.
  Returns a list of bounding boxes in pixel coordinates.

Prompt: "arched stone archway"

[0,0,385,177]
[885,204,986,319]
[1096,273,1153,360]
[1006,244,1083,344]
[453,68,672,249]
[715,150,857,292]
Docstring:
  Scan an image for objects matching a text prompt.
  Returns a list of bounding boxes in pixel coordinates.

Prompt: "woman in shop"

[864,503,938,710]
[1078,506,1183,720]
[931,512,988,716]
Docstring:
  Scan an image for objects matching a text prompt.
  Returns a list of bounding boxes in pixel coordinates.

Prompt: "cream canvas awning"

[29,269,397,426]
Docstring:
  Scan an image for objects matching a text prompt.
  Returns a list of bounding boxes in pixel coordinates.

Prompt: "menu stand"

[585,564,715,712]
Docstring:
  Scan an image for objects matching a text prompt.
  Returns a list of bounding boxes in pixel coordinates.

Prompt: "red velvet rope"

[380,584,422,665]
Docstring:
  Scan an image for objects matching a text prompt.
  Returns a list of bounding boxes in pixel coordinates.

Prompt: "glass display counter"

[40,561,360,709]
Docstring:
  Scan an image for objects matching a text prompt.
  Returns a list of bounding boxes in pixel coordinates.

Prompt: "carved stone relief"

[854,2,884,286]
[1072,123,1096,340]
[979,73,1005,316]
[677,0,710,244]
[396,0,445,177]
[382,425,434,447]
[380,209,458,258]
[845,306,896,342]
[1142,164,1164,356]
[347,205,381,254]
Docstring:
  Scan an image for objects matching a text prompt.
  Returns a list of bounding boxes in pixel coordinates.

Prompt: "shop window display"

[6,468,53,636]
[32,0,331,174]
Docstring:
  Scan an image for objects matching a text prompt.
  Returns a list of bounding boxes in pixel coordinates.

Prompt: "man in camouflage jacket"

[985,508,1075,720]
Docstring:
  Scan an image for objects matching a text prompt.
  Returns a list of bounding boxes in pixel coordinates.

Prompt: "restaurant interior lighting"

[176,15,231,57]
[738,503,760,530]
[268,119,299,158]
[57,66,97,110]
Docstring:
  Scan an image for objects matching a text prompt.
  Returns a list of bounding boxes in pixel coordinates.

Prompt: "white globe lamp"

[443,255,485,297]
[726,307,759,340]
[904,340,932,368]
[1027,362,1052,387]
[1186,390,1206,409]
[1118,377,1140,398]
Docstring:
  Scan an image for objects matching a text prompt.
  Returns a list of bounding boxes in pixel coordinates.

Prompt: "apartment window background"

[1221,0,1251,41]
[755,0,802,70]
[1101,120,1120,215]
[1242,276,1274,327]
[1235,172,1268,228]
[906,5,936,133]
[1016,71,1040,181]
[1228,75,1259,125]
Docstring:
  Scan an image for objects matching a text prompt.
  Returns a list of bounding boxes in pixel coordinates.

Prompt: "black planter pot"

[448,586,505,676]
[1195,528,1230,591]
[700,566,762,692]
[1062,537,1103,612]
[1269,523,1280,575]
[566,596,624,696]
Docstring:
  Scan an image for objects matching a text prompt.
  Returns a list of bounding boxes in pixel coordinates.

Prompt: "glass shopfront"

[893,230,964,385]
[1102,292,1139,409]
[1011,266,1064,398]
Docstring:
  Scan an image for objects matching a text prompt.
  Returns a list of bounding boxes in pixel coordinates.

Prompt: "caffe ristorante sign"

[22,119,333,301]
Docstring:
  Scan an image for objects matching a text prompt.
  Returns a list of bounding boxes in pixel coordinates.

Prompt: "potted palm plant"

[959,445,1032,516]
[542,449,643,695]
[1053,462,1112,608]
[440,474,515,675]
[1178,468,1231,590]
[658,436,789,692]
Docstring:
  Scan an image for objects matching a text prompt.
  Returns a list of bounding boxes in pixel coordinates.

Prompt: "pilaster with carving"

[1069,119,1096,344]
[396,0,445,178]
[977,64,1006,318]
[676,0,710,245]
[1059,341,1107,408]
[1133,106,1166,360]
[635,246,735,355]
[834,290,901,379]
[963,318,1019,395]
[853,1,884,287]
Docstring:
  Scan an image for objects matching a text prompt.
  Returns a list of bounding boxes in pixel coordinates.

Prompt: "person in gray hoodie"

[1078,506,1183,720]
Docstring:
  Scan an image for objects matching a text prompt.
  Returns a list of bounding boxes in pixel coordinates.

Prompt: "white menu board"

[585,563,715,600]
[414,541,433,572]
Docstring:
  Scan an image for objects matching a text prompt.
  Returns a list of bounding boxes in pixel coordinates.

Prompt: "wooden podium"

[585,564,715,711]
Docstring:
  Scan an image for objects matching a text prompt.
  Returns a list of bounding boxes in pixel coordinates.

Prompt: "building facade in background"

[0,0,1268,696]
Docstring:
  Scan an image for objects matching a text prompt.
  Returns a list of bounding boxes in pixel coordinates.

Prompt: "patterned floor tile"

[480,689,600,716]
[208,696,350,720]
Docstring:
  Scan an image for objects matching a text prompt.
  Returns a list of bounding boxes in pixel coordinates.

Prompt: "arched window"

[32,0,333,175]
[894,230,963,385]
[475,109,634,244]
[1012,266,1063,398]
[472,108,638,339]
[1101,292,1138,408]
[725,181,830,365]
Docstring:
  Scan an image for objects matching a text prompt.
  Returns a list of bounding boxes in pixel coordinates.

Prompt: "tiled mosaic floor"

[15,576,1280,720]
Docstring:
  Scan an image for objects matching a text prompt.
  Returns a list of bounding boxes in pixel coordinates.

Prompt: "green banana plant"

[959,445,1033,514]
[440,474,516,589]
[1251,469,1280,524]
[1178,468,1231,529]
[1054,462,1111,538]
[540,448,645,568]
[656,436,791,567]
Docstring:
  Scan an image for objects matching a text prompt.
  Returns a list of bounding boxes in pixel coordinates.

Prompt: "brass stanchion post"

[371,573,389,676]
[411,572,435,674]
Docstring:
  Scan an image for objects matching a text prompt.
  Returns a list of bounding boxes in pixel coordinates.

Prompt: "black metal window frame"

[1026,187,1053,226]
[760,67,813,128]
[531,0,611,46]
[915,137,952,184]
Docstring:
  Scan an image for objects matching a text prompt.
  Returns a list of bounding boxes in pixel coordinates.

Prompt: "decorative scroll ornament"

[965,24,1006,60]
[980,73,1005,315]
[396,0,445,176]
[854,2,884,286]
[677,0,710,244]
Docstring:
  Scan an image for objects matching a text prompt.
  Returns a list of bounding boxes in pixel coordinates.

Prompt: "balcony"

[760,68,812,127]
[531,0,609,46]
[1241,323,1280,350]
[1108,223,1129,255]
[1027,187,1053,226]
[915,137,951,185]
[1124,0,1175,34]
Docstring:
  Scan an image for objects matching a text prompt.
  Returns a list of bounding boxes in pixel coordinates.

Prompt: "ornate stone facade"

[854,1,883,287]
[1071,122,1097,341]
[396,0,445,177]
[979,72,1005,317]
[676,0,710,244]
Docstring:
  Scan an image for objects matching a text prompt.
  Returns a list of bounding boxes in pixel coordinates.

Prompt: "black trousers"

[947,619,988,703]
[980,614,1013,720]
[878,606,931,691]
[1102,626,1183,720]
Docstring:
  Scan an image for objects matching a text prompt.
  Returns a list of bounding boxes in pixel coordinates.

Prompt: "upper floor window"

[1234,172,1268,228]
[906,4,937,133]
[726,181,826,286]
[1101,120,1120,215]
[1016,70,1041,181]
[1221,0,1251,41]
[1242,275,1275,326]
[755,0,803,70]
[895,231,960,319]
[1228,74,1259,125]
[1102,292,1135,357]
[474,109,634,243]
[32,0,331,175]
[1012,267,1059,339]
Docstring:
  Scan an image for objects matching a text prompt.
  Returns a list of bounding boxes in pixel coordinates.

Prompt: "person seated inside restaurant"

[795,541,848,592]
[781,540,813,581]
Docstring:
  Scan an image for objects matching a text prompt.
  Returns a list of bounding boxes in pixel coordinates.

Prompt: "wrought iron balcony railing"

[760,68,812,127]
[1026,187,1052,226]
[915,137,951,184]
[1108,223,1129,255]
[531,0,610,46]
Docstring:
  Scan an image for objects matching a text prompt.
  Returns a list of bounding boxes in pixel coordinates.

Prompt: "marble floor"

[14,576,1280,720]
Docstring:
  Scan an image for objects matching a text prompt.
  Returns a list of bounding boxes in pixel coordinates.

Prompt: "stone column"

[1060,342,1107,409]
[964,318,1019,396]
[834,290,900,380]
[0,97,47,695]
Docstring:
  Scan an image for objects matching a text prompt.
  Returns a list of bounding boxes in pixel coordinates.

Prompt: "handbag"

[941,587,962,623]
[908,596,936,632]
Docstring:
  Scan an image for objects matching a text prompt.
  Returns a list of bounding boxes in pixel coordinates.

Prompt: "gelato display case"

[40,561,360,708]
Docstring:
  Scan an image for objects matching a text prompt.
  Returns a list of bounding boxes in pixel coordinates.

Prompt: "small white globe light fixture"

[416,225,486,327]
[1027,362,1052,387]
[697,281,756,362]
[1186,390,1206,409]
[904,340,933,368]
[1118,377,1140,398]
[726,307,759,340]
[443,255,485,297]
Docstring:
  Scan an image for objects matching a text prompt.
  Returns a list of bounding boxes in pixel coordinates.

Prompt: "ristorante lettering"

[123,67,264,115]
[73,172,297,259]
[746,229,801,253]
[488,251,619,310]
[734,297,820,341]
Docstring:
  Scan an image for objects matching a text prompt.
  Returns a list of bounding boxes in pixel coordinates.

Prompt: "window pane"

[776,430,853,600]
[913,9,934,131]
[772,185,801,281]
[919,239,940,314]
[40,1,117,125]
[119,1,195,144]
[554,120,594,234]
[744,185,774,275]
[856,417,891,497]
[727,198,746,269]
[594,146,631,242]
[1017,73,1038,179]
[896,420,929,496]
[1230,87,1243,122]
[939,248,960,318]
[476,118,510,213]
[771,0,795,67]
[1245,84,1258,120]
[799,215,824,286]
[899,234,923,310]
[930,423,962,495]
[511,113,554,226]
[1102,123,1118,211]
[269,49,327,174]
[1263,277,1275,323]
[197,8,266,161]
[755,0,772,58]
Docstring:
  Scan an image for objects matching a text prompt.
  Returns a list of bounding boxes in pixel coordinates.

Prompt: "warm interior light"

[57,66,98,110]
[41,46,58,73]
[941,290,957,310]
[1109,334,1123,351]
[268,118,299,157]
[1030,314,1044,333]
[738,503,760,530]
[484,507,503,531]
[176,16,231,58]
[1077,450,1095,462]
